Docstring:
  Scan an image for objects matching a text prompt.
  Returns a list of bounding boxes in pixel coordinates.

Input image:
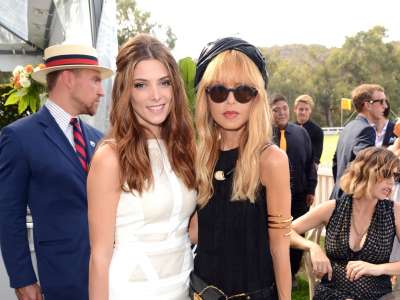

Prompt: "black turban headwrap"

[194,37,269,90]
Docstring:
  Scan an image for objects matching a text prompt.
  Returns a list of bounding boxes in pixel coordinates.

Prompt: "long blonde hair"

[195,50,272,207]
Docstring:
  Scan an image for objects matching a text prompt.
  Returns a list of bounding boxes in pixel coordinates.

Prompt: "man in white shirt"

[0,44,113,300]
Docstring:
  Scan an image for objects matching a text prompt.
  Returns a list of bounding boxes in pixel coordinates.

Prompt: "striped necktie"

[279,129,287,152]
[70,118,88,172]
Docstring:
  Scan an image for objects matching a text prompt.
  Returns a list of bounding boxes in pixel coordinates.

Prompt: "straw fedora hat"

[32,44,114,84]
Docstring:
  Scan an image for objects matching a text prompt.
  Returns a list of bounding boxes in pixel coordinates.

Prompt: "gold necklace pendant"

[214,170,226,181]
[214,168,235,181]
[351,215,369,237]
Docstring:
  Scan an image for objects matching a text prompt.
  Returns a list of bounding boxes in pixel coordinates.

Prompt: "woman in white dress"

[87,34,197,300]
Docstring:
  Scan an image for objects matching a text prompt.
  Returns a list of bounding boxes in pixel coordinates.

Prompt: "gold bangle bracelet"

[268,215,293,221]
[268,214,292,218]
[268,224,292,229]
[268,218,293,224]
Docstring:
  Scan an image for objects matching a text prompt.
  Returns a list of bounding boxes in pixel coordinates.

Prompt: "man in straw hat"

[0,43,113,300]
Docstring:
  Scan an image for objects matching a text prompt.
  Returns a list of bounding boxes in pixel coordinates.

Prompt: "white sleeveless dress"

[109,140,196,300]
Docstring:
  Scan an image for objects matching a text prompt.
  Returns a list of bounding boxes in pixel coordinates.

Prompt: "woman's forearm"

[188,212,198,244]
[377,261,400,276]
[290,229,315,251]
[270,235,291,300]
[89,255,112,300]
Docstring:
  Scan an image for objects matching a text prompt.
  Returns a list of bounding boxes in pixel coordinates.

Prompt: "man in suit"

[382,119,396,147]
[331,83,387,199]
[271,94,317,288]
[378,101,396,147]
[0,44,113,300]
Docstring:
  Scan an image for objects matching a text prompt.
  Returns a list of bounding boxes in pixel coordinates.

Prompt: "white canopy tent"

[0,0,117,131]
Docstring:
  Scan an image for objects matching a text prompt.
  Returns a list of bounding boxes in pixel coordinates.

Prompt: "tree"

[325,26,400,124]
[261,26,400,126]
[116,0,176,48]
[264,45,330,125]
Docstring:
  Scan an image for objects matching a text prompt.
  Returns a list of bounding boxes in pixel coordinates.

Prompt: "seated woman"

[291,147,400,300]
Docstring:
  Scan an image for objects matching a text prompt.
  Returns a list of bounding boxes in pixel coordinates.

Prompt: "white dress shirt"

[375,120,389,147]
[45,99,78,148]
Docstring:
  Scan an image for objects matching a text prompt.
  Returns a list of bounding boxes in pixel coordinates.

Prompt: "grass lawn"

[292,238,326,299]
[292,276,310,300]
[320,134,339,167]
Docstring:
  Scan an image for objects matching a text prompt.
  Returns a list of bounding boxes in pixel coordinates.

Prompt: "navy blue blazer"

[331,114,375,199]
[0,106,102,300]
[382,120,396,147]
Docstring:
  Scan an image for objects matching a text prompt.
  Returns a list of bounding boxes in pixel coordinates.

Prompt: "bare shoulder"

[88,143,121,194]
[393,201,400,218]
[393,202,400,238]
[90,143,119,174]
[260,144,288,171]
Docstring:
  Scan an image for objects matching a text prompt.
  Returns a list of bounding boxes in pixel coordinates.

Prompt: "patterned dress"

[314,195,396,300]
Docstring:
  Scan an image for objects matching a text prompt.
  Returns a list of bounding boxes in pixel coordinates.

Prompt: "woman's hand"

[346,260,381,281]
[310,244,332,280]
[388,136,400,156]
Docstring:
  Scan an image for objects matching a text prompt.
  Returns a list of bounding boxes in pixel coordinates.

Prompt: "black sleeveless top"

[194,148,275,297]
[314,196,396,300]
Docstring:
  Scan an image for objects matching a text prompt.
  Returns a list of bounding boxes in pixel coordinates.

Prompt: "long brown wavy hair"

[108,34,196,193]
[195,50,273,207]
[340,147,400,199]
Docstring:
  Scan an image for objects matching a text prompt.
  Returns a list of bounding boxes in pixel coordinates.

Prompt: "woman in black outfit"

[291,147,400,300]
[189,37,292,300]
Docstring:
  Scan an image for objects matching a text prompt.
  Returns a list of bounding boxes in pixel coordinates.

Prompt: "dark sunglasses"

[206,85,258,103]
[368,99,387,105]
[394,172,400,182]
[381,169,400,182]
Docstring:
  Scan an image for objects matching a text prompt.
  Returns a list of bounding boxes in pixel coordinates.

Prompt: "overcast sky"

[136,0,400,60]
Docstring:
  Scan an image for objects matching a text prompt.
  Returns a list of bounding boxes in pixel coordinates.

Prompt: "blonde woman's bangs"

[201,51,261,88]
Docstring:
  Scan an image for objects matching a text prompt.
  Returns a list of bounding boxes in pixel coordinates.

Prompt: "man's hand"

[15,283,43,300]
[306,194,315,207]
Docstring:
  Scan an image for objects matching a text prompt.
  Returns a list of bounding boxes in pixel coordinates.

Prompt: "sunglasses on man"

[206,85,258,103]
[368,99,387,105]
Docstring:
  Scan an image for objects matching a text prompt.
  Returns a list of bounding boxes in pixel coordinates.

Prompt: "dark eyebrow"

[133,75,170,82]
